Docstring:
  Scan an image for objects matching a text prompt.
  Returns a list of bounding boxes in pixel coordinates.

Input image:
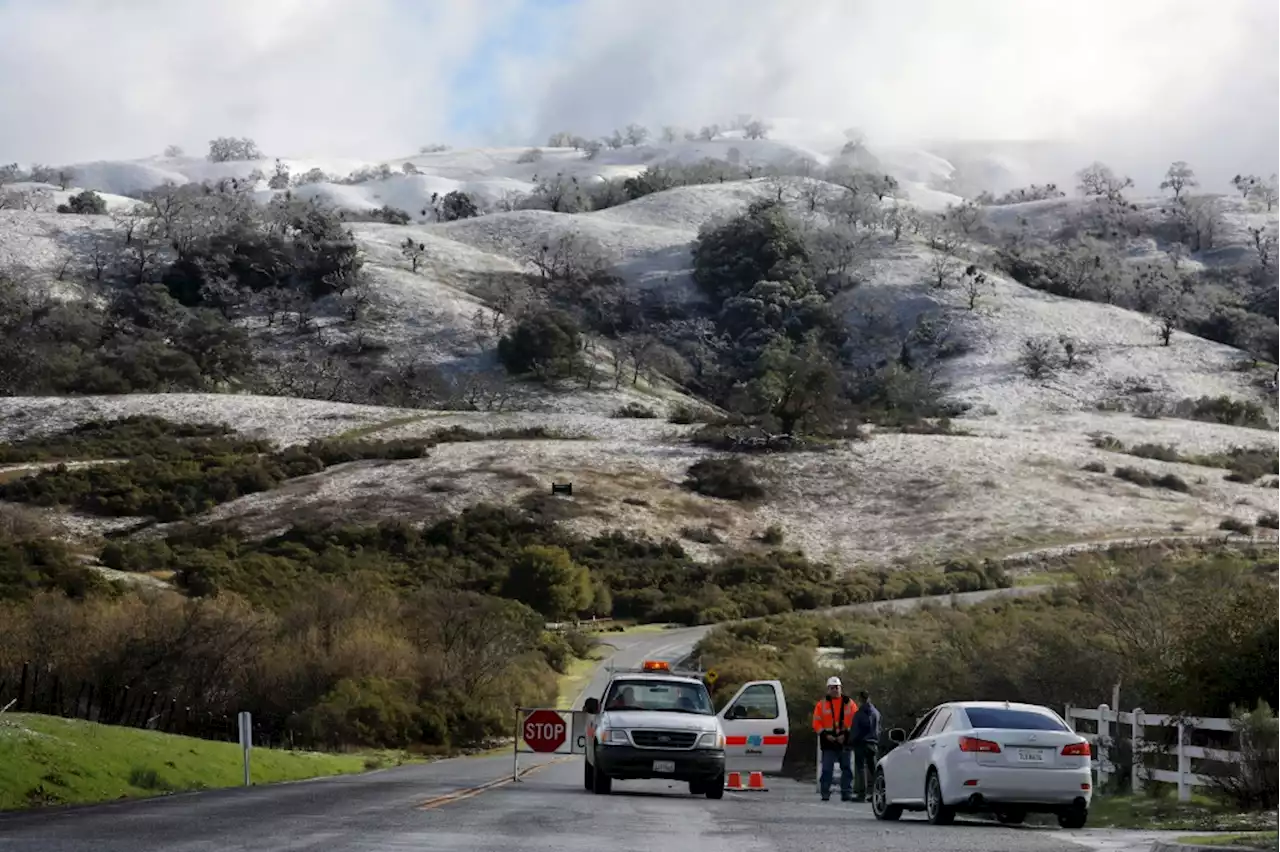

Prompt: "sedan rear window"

[965,708,1069,731]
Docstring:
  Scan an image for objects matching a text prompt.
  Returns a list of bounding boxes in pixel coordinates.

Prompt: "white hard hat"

[826,676,842,688]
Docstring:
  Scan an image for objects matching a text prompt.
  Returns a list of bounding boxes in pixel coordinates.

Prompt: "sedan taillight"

[1061,741,1091,757]
[958,736,1002,753]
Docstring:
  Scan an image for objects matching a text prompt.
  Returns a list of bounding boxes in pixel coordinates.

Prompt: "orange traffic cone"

[725,771,745,790]
[747,771,768,791]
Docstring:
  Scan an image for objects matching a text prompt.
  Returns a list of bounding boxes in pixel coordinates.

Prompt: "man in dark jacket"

[850,690,881,802]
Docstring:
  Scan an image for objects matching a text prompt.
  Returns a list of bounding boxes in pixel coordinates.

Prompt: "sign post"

[237,711,252,787]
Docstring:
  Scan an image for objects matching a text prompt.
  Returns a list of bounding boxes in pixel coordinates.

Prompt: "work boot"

[820,792,830,802]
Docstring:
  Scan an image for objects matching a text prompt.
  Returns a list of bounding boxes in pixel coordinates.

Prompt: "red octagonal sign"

[523,709,567,753]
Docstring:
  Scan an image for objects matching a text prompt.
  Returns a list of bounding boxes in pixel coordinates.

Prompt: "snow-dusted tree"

[418,143,450,153]
[1159,161,1197,199]
[927,245,963,290]
[880,203,915,241]
[622,123,649,146]
[697,124,720,141]
[294,167,329,186]
[207,136,262,162]
[529,172,589,213]
[583,139,603,160]
[402,161,420,175]
[1075,162,1133,201]
[743,119,770,140]
[1248,174,1279,211]
[267,159,291,190]
[439,190,479,221]
[163,144,184,158]
[1230,174,1258,198]
[517,147,543,164]
[546,131,576,147]
[660,126,679,144]
[27,164,56,184]
[943,199,983,236]
[960,264,989,310]
[0,163,18,185]
[1170,195,1225,252]
[55,168,75,190]
[400,237,426,273]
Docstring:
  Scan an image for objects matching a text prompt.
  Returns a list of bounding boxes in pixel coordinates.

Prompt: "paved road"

[2,754,1136,852]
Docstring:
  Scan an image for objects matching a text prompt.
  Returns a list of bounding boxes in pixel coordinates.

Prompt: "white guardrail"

[1065,704,1244,801]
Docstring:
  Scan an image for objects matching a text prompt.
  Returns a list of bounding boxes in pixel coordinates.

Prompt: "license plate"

[1017,749,1044,762]
[652,760,676,773]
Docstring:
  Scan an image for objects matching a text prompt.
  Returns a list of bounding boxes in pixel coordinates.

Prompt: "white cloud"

[508,0,1278,189]
[0,0,511,164]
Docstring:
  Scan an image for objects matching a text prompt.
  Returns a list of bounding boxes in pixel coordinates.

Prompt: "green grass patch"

[0,416,269,464]
[1175,833,1279,848]
[0,712,410,811]
[1090,435,1278,484]
[336,415,431,440]
[555,652,603,708]
[1087,795,1277,832]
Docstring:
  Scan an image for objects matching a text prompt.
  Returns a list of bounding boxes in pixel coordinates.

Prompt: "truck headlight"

[697,732,725,749]
[599,728,630,745]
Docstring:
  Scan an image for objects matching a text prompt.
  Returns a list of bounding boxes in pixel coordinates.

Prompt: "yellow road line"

[417,757,573,810]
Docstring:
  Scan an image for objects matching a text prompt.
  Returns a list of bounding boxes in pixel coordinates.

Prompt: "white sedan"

[872,700,1092,829]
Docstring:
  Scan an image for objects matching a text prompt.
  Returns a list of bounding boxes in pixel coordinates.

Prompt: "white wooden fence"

[1065,704,1241,801]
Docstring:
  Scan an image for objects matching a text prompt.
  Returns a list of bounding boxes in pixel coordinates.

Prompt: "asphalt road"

[0,754,1139,852]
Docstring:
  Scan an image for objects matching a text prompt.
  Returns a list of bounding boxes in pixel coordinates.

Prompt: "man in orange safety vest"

[812,675,858,801]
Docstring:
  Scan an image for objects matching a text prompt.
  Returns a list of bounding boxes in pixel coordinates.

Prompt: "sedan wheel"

[924,770,955,826]
[871,769,902,821]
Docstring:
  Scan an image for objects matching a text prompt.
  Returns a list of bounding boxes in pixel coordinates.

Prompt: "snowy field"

[1,133,1275,567]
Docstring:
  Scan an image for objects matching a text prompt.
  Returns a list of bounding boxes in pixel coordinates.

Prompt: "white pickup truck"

[581,660,789,798]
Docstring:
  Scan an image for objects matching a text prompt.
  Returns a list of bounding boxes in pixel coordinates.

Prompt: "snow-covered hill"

[2,129,1276,565]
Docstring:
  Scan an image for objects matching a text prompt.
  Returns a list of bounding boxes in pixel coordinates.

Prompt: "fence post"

[1096,704,1110,791]
[1176,720,1189,802]
[815,736,821,794]
[513,707,521,782]
[1130,708,1144,794]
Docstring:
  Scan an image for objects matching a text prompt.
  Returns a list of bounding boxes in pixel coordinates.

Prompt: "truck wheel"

[591,763,612,795]
[705,774,725,800]
[688,780,705,795]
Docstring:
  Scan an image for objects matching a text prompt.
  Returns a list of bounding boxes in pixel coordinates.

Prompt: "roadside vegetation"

[694,542,1278,795]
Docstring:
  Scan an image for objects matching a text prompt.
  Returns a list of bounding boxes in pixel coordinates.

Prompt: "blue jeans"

[820,748,853,799]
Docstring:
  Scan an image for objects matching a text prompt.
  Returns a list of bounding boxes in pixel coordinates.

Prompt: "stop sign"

[523,709,567,753]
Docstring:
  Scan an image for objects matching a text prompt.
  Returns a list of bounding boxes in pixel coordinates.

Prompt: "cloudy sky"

[0,0,1274,187]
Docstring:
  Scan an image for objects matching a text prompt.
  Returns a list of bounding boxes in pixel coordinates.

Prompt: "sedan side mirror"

[888,728,906,743]
[584,697,600,715]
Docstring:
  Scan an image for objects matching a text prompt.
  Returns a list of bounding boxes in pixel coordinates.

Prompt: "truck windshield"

[603,679,714,714]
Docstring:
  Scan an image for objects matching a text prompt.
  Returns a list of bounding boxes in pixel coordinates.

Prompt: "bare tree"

[1154,287,1183,346]
[55,168,76,190]
[523,230,616,293]
[1171,195,1224,252]
[546,131,576,147]
[528,172,588,213]
[743,119,770,140]
[583,139,603,161]
[163,144,184,158]
[400,238,426,273]
[880,203,915,241]
[697,124,720,141]
[340,276,373,321]
[1248,223,1278,272]
[267,159,291,190]
[1252,175,1279,211]
[604,130,624,150]
[1017,337,1059,379]
[660,126,679,144]
[1159,161,1197,199]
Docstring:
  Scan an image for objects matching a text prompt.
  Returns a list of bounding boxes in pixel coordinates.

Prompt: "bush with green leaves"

[684,456,766,500]
[55,190,107,215]
[497,309,583,379]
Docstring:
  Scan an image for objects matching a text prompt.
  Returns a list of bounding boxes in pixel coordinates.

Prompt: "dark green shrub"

[684,457,766,500]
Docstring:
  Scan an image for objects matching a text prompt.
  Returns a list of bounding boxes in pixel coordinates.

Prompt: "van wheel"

[705,774,725,800]
[925,769,955,826]
[871,769,902,821]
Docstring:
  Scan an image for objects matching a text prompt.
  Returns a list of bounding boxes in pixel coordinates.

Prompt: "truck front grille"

[630,730,699,750]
